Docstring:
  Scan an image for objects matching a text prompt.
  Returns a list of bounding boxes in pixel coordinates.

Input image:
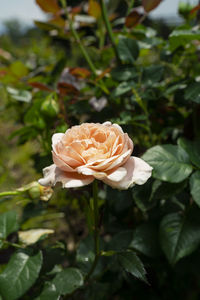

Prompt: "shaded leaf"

[0,251,42,300]
[160,213,200,265]
[178,138,200,168]
[52,268,84,295]
[0,211,18,240]
[112,81,135,97]
[190,171,200,207]
[37,268,83,299]
[107,230,133,251]
[111,66,137,81]
[117,251,147,282]
[142,145,193,183]
[130,223,159,257]
[184,82,200,104]
[117,38,139,63]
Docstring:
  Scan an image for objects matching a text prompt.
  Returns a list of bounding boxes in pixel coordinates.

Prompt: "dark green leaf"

[52,268,84,295]
[169,29,200,51]
[142,65,164,85]
[0,251,42,300]
[160,213,200,265]
[190,171,200,207]
[117,38,139,63]
[35,282,60,300]
[111,66,137,81]
[117,251,147,282]
[142,145,193,183]
[107,230,133,251]
[130,224,159,257]
[178,138,200,168]
[184,82,200,104]
[0,211,18,240]
[37,268,83,299]
[112,81,135,97]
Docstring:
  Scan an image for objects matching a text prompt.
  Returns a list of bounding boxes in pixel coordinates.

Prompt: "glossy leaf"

[178,138,200,168]
[190,171,200,207]
[117,251,147,282]
[0,211,18,240]
[142,145,193,183]
[160,213,200,265]
[0,251,42,300]
[184,82,200,104]
[117,38,139,63]
[37,268,83,299]
[142,0,162,12]
[52,268,84,295]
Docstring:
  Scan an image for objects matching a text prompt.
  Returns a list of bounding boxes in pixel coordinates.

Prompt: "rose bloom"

[39,122,152,190]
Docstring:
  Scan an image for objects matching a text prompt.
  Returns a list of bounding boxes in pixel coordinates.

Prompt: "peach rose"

[38,122,152,190]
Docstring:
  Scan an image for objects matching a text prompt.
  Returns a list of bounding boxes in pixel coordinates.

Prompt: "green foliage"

[1,0,200,299]
[0,251,42,300]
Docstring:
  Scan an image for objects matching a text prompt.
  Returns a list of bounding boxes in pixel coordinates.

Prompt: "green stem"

[60,0,109,94]
[100,0,120,62]
[0,191,20,198]
[127,0,135,15]
[60,0,97,76]
[132,87,153,144]
[85,180,100,281]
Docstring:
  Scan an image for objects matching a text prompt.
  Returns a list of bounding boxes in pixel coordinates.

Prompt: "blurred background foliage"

[1,0,200,299]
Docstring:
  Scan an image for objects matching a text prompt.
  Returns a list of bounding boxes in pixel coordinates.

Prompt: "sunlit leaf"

[142,145,193,183]
[88,0,101,19]
[36,0,60,14]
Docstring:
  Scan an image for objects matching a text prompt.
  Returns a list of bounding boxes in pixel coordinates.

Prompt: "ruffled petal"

[38,164,94,188]
[102,121,124,133]
[52,151,75,172]
[103,156,152,190]
[52,133,64,153]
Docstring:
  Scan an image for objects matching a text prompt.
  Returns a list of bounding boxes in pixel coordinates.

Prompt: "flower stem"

[100,0,120,62]
[85,180,100,281]
[0,191,20,198]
